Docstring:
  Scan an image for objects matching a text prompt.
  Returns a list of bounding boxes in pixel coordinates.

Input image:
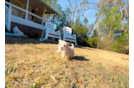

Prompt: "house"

[5,0,59,38]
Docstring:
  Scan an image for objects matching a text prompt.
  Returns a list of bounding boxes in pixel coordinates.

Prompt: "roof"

[39,0,59,15]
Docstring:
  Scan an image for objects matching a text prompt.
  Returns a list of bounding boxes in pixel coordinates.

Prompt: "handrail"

[28,12,45,21]
[5,1,45,21]
[5,5,9,10]
[5,5,9,28]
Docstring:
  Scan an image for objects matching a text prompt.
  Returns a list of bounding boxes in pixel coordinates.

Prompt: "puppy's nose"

[61,47,63,50]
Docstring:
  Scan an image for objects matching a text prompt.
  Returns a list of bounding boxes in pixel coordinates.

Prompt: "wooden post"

[25,0,29,21]
[48,14,50,22]
[42,8,45,25]
[7,6,12,32]
[52,14,56,22]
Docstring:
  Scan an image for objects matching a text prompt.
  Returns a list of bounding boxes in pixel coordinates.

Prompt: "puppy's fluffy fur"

[56,40,74,60]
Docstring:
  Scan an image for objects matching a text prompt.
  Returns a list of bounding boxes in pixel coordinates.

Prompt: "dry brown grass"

[5,36,129,88]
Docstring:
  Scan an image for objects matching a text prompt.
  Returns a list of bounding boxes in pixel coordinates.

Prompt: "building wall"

[9,0,42,24]
[11,22,44,38]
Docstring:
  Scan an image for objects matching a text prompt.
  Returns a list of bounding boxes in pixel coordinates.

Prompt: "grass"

[5,36,129,88]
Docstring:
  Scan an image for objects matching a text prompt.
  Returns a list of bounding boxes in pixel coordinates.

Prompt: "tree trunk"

[68,0,77,27]
[72,0,83,28]
[121,3,128,31]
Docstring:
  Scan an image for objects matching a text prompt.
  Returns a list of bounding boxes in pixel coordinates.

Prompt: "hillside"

[5,36,129,88]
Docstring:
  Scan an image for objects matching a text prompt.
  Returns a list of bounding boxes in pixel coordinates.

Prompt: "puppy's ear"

[67,43,70,46]
[58,39,62,42]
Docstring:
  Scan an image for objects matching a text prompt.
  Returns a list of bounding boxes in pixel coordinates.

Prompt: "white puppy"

[13,26,24,36]
[56,40,74,60]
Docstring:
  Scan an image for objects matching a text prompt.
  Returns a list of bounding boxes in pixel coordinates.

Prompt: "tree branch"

[68,0,72,8]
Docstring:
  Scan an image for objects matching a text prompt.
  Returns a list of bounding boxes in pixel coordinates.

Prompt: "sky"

[57,0,100,25]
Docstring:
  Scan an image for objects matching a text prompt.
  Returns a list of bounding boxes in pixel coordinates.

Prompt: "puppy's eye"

[64,45,65,47]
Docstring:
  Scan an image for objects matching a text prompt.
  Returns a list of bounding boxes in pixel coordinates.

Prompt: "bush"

[98,36,114,51]
[87,37,99,48]
[112,41,129,54]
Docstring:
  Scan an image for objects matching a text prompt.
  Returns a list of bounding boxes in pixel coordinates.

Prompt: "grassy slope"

[5,36,129,88]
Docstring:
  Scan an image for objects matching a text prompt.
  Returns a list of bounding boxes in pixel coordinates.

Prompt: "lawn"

[5,36,129,88]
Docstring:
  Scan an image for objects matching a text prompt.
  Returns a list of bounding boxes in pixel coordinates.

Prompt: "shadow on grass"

[5,36,58,44]
[72,56,89,61]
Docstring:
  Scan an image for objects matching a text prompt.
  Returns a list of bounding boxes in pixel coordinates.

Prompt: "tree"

[67,0,93,28]
[42,0,58,9]
[53,11,70,31]
[88,30,99,48]
[94,0,129,52]
[72,17,89,46]
[42,0,62,21]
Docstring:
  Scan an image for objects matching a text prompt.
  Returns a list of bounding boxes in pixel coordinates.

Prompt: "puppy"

[56,40,74,60]
[13,26,24,36]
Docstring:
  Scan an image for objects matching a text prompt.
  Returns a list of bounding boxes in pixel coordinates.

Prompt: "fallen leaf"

[87,62,89,66]
[66,65,68,68]
[21,67,28,70]
[49,51,53,54]
[68,80,70,83]
[79,61,82,63]
[122,57,129,60]
[32,65,36,67]
[51,76,58,82]
[68,67,71,69]
[74,76,82,85]
[115,66,119,68]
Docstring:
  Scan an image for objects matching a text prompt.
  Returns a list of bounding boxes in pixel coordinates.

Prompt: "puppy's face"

[58,40,70,51]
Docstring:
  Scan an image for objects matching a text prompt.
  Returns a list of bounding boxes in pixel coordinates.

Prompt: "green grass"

[5,37,129,88]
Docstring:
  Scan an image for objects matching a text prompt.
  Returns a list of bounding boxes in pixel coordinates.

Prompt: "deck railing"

[5,1,46,25]
[5,5,9,29]
[5,5,12,32]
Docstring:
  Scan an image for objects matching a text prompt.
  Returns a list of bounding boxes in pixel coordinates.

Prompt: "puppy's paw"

[61,55,64,58]
[56,49,60,53]
[67,57,73,61]
[61,54,65,58]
